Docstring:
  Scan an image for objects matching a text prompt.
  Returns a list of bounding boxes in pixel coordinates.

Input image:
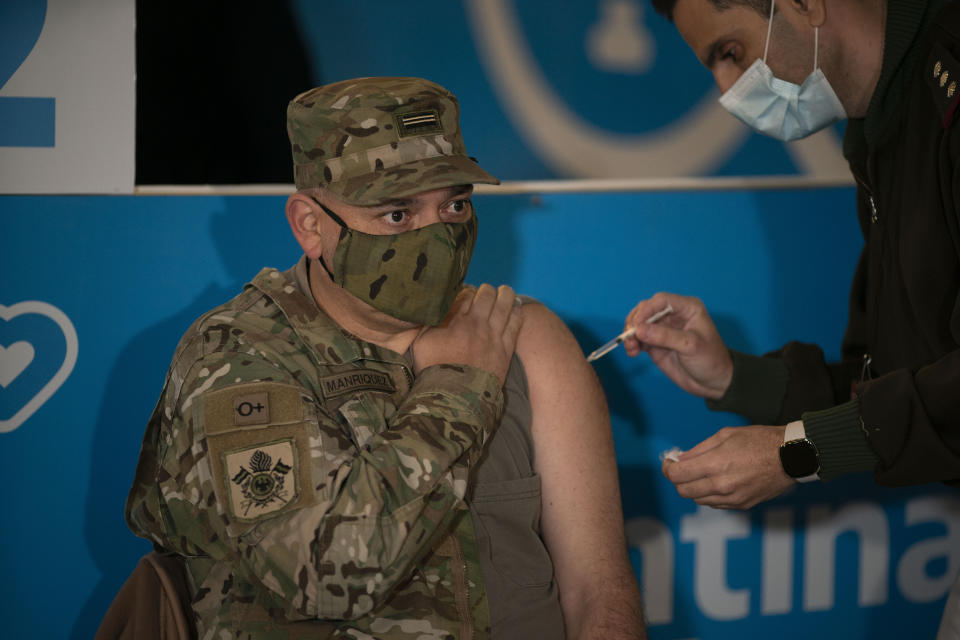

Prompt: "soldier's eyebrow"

[365,186,474,212]
[375,198,412,208]
[448,185,473,198]
[361,197,413,212]
[434,185,474,202]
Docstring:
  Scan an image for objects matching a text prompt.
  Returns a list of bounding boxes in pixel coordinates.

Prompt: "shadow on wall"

[73,197,299,638]
[467,193,525,289]
[750,186,861,362]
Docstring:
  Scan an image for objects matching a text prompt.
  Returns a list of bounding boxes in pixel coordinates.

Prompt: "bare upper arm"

[515,302,640,624]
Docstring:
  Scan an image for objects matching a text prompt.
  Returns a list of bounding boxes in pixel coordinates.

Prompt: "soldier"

[125,77,646,639]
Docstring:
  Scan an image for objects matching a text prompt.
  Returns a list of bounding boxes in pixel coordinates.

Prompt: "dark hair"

[651,0,771,22]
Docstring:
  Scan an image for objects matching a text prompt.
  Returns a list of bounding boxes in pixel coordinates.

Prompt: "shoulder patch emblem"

[320,368,397,399]
[224,439,298,520]
[233,391,270,426]
[203,382,305,435]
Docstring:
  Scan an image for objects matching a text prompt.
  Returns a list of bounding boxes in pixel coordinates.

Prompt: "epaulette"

[927,41,960,128]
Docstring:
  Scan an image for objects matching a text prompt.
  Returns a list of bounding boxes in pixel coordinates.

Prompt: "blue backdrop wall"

[288,0,851,181]
[3,1,958,638]
[2,188,957,638]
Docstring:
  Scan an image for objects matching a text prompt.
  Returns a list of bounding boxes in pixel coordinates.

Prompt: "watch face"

[780,439,820,478]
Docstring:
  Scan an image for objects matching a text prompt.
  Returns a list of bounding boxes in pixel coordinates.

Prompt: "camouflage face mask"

[313,198,477,326]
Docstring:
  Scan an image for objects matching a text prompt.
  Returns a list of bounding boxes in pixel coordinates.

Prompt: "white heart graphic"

[0,301,79,433]
[0,341,36,388]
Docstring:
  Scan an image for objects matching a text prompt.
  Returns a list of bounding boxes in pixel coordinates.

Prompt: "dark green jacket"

[714,0,960,487]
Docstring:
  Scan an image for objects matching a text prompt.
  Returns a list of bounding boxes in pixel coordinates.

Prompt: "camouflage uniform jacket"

[126,257,503,639]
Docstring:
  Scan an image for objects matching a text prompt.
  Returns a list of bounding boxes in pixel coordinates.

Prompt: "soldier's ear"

[286,191,324,259]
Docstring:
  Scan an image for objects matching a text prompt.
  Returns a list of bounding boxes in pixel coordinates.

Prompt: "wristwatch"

[779,420,820,483]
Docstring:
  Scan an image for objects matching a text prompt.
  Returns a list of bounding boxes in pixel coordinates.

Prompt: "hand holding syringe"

[587,303,684,462]
[586,304,674,362]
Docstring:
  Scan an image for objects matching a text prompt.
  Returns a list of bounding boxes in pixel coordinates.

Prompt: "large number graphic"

[0,0,54,147]
[0,301,77,432]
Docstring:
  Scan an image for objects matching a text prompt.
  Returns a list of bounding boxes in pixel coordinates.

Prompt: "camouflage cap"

[287,77,499,205]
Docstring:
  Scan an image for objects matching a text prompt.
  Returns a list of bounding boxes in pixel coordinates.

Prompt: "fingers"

[632,321,701,355]
[680,427,731,458]
[669,476,791,510]
[662,453,736,503]
[673,476,734,503]
[490,286,524,354]
[663,460,758,510]
[662,426,795,510]
[625,292,690,331]
[661,450,716,485]
[486,284,517,329]
[502,297,524,352]
[468,283,497,318]
[624,292,702,355]
[450,286,476,316]
[412,284,521,383]
[467,284,521,335]
[662,428,745,485]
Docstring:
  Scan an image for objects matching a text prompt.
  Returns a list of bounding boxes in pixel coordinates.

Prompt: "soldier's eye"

[386,210,407,223]
[445,198,472,218]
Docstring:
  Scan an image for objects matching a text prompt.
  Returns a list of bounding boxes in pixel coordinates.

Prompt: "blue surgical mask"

[718,0,846,141]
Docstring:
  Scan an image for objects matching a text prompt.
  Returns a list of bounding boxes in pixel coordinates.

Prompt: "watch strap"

[782,420,819,483]
[784,419,806,443]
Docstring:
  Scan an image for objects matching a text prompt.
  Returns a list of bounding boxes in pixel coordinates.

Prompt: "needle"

[586,304,674,362]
